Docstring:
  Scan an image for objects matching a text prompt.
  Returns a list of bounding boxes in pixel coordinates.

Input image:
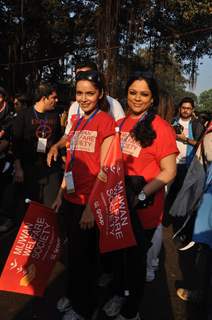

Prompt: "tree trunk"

[96,0,120,97]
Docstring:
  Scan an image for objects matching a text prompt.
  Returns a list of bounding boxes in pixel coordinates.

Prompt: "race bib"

[37,138,47,153]
[64,171,75,194]
[121,132,141,158]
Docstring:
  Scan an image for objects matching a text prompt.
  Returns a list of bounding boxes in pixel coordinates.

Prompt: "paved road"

[0,224,208,320]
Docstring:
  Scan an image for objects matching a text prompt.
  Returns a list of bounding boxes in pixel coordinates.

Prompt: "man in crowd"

[165,97,205,215]
[13,82,62,207]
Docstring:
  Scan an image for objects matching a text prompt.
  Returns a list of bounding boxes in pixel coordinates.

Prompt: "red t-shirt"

[64,111,115,205]
[118,115,178,229]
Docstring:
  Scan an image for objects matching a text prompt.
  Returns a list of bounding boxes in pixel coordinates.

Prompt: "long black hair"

[125,71,159,147]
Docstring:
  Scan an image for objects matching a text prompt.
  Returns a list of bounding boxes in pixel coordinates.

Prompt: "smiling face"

[127,79,153,116]
[76,80,102,116]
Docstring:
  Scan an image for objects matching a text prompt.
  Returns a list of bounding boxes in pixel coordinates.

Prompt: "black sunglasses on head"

[75,70,102,84]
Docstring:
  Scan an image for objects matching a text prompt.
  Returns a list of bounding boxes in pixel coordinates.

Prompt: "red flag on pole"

[89,128,137,253]
[0,201,60,296]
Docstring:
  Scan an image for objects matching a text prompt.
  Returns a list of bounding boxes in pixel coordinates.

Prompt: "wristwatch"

[138,190,147,202]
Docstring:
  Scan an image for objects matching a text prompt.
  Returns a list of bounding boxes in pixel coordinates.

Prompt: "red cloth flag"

[0,201,60,296]
[89,129,137,253]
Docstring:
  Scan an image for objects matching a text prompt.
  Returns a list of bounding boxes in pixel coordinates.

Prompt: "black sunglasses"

[75,70,102,84]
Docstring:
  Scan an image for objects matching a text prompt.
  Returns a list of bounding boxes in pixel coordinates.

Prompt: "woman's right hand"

[14,166,24,183]
[47,144,59,167]
[52,190,63,213]
[80,204,95,230]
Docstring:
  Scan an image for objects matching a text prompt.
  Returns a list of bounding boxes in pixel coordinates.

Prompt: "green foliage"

[0,0,211,97]
[173,0,212,20]
[198,89,212,112]
[132,48,198,107]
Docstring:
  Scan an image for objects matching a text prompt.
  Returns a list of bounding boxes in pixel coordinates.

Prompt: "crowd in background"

[0,60,211,320]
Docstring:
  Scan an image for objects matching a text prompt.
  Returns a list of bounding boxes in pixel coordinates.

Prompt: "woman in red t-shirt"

[103,71,178,320]
[53,70,115,320]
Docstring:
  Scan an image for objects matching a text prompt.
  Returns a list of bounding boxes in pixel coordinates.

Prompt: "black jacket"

[12,106,62,167]
[172,116,205,142]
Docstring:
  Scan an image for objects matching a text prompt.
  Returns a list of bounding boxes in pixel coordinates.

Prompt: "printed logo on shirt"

[71,130,97,153]
[32,119,56,125]
[35,124,52,139]
[121,132,141,157]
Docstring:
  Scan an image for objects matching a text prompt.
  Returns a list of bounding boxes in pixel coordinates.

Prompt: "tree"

[198,89,212,112]
[94,0,212,96]
[123,48,198,105]
[0,0,211,97]
[0,0,74,94]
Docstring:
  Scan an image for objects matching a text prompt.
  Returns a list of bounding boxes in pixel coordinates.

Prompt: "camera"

[172,123,184,134]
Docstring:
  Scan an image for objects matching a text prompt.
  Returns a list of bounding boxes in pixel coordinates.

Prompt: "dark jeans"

[0,182,22,221]
[207,250,212,319]
[0,163,18,221]
[108,228,155,318]
[23,164,61,207]
[195,244,211,296]
[165,163,188,214]
[59,199,99,318]
[163,164,188,228]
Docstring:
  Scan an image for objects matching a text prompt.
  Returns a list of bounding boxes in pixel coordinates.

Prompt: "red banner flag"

[89,129,137,253]
[0,201,60,296]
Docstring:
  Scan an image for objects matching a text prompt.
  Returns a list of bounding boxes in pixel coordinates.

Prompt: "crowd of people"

[0,59,211,320]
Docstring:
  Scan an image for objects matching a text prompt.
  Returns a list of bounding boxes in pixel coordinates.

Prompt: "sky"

[188,55,212,97]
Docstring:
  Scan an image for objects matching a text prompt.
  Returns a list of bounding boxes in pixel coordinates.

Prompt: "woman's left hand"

[79,204,95,230]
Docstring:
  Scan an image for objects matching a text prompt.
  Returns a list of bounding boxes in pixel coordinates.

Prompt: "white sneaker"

[62,307,85,320]
[146,269,155,282]
[151,258,159,271]
[103,295,125,317]
[114,313,141,320]
[178,241,195,251]
[57,296,71,312]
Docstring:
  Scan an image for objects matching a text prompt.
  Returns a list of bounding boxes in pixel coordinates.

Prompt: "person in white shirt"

[165,97,204,218]
[47,60,125,166]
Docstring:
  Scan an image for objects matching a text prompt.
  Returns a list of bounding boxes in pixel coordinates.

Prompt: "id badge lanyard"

[33,108,48,137]
[65,108,99,194]
[34,108,48,153]
[67,107,99,171]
